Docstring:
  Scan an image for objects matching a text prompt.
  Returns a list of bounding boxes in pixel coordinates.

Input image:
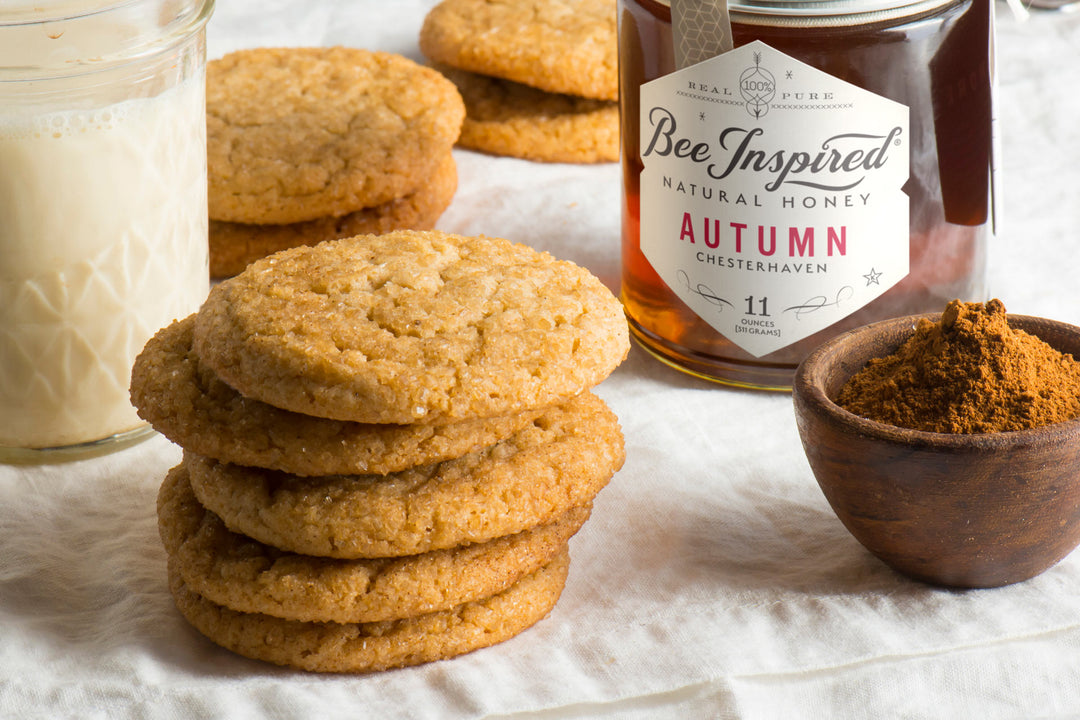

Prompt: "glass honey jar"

[619,0,995,389]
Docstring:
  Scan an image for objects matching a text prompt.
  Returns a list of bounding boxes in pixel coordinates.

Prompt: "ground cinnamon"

[835,299,1080,433]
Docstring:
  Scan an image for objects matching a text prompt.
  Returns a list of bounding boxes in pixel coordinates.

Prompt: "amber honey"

[619,0,994,389]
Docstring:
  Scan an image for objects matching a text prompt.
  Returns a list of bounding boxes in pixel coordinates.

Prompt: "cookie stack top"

[206,47,465,276]
[192,230,628,424]
[420,0,617,102]
[208,47,464,224]
[419,0,619,163]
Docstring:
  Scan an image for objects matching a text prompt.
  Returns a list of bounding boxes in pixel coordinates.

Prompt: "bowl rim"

[792,311,1080,452]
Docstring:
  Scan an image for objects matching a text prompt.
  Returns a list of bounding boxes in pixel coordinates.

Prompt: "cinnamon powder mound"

[836,299,1080,433]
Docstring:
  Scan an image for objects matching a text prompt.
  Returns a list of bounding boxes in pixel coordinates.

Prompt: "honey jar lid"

[734,0,954,18]
[731,0,956,17]
[659,0,959,25]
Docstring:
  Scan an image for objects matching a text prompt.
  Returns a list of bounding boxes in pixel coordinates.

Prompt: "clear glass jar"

[619,0,995,390]
[0,0,214,460]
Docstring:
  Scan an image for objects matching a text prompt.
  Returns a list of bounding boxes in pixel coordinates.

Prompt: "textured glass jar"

[619,0,995,390]
[0,0,214,459]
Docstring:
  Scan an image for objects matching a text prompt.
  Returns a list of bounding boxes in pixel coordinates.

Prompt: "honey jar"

[619,0,995,389]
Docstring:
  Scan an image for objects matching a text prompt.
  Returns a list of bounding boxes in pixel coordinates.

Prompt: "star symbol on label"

[699,111,706,121]
[863,268,883,286]
[786,70,793,80]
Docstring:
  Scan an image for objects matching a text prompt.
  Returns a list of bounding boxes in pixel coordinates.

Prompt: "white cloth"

[3,2,1080,718]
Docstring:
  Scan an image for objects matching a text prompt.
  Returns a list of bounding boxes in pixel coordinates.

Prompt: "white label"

[639,41,910,357]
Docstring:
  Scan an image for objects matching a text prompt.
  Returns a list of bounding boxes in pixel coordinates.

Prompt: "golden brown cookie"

[209,153,458,277]
[168,550,569,673]
[420,0,617,101]
[184,391,624,558]
[191,230,629,425]
[207,46,464,224]
[130,315,545,477]
[436,65,618,163]
[158,463,589,623]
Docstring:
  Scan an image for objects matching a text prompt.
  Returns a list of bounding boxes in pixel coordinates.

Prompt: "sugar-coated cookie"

[159,464,588,623]
[168,551,569,673]
[209,153,458,277]
[184,392,624,558]
[420,0,617,101]
[207,47,464,224]
[437,65,618,163]
[131,315,546,477]
[192,231,629,425]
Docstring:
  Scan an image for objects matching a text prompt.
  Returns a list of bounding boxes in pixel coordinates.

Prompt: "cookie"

[436,65,618,164]
[131,315,545,477]
[168,550,569,673]
[191,230,630,425]
[207,47,465,224]
[158,463,589,623]
[209,153,458,277]
[420,0,617,101]
[184,391,624,558]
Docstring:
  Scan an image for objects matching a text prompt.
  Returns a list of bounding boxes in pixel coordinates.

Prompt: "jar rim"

[735,0,954,16]
[0,0,215,79]
[652,0,957,18]
[0,1,136,26]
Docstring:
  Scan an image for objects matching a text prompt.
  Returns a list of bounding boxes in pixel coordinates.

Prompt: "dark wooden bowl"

[793,312,1080,588]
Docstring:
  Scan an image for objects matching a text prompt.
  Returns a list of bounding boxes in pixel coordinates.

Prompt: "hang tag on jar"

[670,0,734,69]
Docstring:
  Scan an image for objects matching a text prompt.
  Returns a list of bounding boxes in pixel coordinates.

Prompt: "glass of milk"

[0,0,214,460]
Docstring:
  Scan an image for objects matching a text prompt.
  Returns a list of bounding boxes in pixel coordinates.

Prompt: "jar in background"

[619,0,995,389]
[0,0,214,459]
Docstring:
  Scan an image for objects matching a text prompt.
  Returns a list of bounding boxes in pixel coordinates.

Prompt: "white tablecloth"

[4,2,1080,718]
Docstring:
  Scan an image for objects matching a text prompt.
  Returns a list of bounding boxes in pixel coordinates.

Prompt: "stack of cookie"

[206,47,465,277]
[419,0,618,163]
[131,229,630,673]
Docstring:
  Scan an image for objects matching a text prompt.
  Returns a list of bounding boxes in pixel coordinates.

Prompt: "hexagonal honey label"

[639,40,910,357]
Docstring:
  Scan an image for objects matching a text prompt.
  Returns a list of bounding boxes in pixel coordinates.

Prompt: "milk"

[0,75,209,448]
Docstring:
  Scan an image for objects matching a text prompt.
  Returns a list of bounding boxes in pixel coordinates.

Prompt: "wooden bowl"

[792,312,1080,588]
